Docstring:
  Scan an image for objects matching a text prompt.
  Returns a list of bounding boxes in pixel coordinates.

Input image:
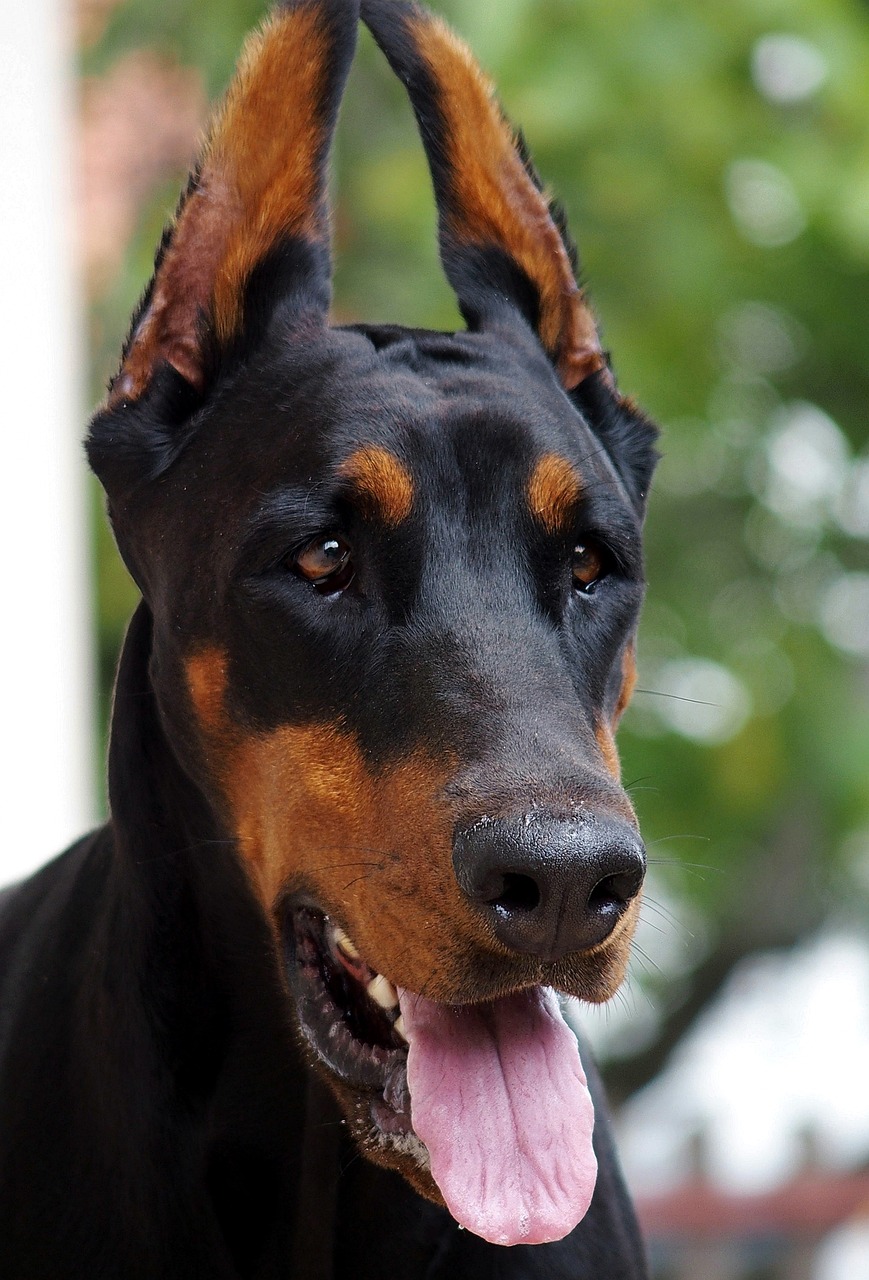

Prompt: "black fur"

[0,2,657,1275]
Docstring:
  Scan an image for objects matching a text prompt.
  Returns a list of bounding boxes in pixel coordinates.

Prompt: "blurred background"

[3,0,868,1274]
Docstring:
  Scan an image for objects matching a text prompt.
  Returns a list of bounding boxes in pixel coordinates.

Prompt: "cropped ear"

[571,370,660,511]
[361,0,605,391]
[105,0,359,415]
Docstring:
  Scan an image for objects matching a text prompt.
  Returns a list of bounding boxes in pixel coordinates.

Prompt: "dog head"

[88,0,658,1246]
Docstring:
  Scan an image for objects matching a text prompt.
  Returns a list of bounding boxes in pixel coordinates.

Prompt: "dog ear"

[360,0,604,392]
[90,0,358,461]
[361,0,658,507]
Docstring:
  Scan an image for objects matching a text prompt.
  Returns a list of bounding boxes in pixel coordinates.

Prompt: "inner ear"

[106,0,360,414]
[361,0,606,391]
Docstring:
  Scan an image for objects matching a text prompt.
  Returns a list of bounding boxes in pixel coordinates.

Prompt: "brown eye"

[572,541,606,593]
[293,535,355,594]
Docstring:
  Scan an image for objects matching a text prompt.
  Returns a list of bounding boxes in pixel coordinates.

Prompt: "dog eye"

[292,535,355,594]
[572,541,606,593]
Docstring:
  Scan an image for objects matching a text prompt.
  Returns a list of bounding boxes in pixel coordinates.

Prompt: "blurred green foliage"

[84,0,869,1074]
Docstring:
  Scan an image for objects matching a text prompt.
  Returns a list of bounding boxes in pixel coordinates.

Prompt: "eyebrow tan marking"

[527,453,582,533]
[186,648,229,733]
[340,446,414,526]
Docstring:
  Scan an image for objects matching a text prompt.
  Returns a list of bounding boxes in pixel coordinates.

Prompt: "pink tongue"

[397,986,596,1246]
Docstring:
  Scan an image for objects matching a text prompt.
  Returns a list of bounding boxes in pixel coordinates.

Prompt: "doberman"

[0,1,659,1275]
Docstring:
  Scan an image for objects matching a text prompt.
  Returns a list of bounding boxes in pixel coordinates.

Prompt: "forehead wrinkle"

[339,445,414,527]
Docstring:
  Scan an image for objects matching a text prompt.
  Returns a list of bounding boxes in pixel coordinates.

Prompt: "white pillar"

[0,0,94,880]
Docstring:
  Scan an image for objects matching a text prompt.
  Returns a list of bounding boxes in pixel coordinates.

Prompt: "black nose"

[452,814,645,960]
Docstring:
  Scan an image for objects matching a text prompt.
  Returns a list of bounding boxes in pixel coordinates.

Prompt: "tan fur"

[411,14,605,390]
[594,646,637,780]
[595,722,621,782]
[236,712,640,1002]
[186,648,230,732]
[340,446,414,526]
[615,643,638,722]
[185,646,639,1007]
[111,6,328,406]
[527,453,582,533]
[208,9,325,343]
[185,649,471,999]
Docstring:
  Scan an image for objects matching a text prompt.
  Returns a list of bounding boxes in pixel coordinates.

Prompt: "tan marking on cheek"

[183,654,471,989]
[183,660,642,1010]
[596,722,621,782]
[180,655,460,952]
[224,725,469,993]
[527,453,582,533]
[615,644,638,723]
[410,15,605,390]
[340,446,414,526]
[225,723,378,906]
[355,756,460,986]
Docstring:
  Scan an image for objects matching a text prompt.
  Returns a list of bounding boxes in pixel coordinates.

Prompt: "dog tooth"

[334,927,360,959]
[367,975,398,1010]
[393,1015,407,1042]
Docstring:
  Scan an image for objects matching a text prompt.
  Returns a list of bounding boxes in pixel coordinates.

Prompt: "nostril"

[587,843,645,922]
[489,872,541,914]
[587,869,639,913]
[453,814,645,959]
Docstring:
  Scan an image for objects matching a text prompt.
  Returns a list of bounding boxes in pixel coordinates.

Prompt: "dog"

[0,1,659,1275]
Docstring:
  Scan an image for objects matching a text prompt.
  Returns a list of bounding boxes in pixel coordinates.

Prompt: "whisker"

[623,775,659,795]
[645,857,720,881]
[339,1148,365,1176]
[615,973,654,1015]
[341,873,378,892]
[630,942,664,979]
[133,836,243,865]
[302,844,389,856]
[306,859,384,874]
[647,834,710,846]
[639,897,697,946]
[615,984,637,1016]
[637,914,666,937]
[418,963,442,1003]
[634,688,720,708]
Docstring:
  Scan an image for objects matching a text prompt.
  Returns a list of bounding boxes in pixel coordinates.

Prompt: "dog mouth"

[283,904,600,1246]
[286,905,421,1154]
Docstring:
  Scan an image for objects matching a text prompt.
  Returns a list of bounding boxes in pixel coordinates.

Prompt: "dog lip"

[282,905,411,1100]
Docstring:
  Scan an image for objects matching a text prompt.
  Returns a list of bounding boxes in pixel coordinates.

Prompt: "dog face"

[88,0,658,1243]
